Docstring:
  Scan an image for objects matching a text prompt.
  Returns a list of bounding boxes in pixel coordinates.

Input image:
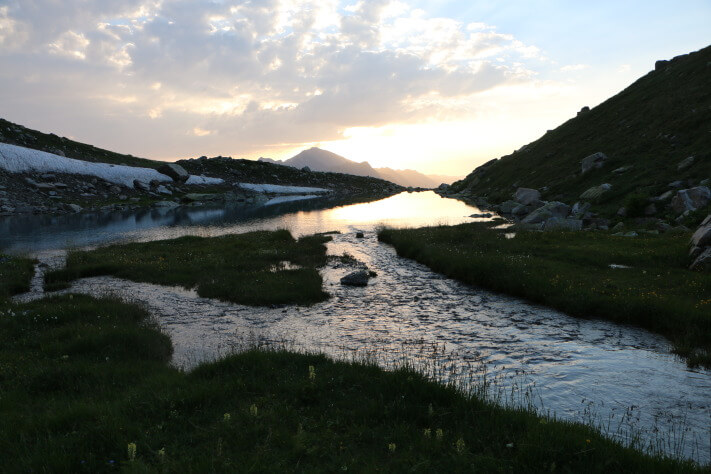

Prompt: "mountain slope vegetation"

[448,45,711,218]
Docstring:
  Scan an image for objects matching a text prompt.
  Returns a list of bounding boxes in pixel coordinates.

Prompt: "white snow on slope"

[186,175,224,185]
[0,142,171,187]
[238,183,330,194]
[0,142,223,187]
[264,195,320,206]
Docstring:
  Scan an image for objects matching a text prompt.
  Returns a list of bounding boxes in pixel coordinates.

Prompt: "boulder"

[156,185,172,195]
[670,186,711,214]
[521,201,571,224]
[571,201,590,217]
[654,190,674,202]
[580,183,612,200]
[158,163,189,182]
[611,222,625,232]
[689,248,711,271]
[514,187,541,206]
[581,152,608,174]
[498,200,520,214]
[340,270,370,287]
[67,203,83,213]
[677,156,694,171]
[543,217,583,231]
[133,179,149,191]
[691,214,711,247]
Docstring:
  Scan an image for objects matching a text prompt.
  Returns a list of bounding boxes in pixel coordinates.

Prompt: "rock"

[24,177,38,187]
[301,166,311,172]
[689,248,711,271]
[511,205,529,216]
[612,165,633,174]
[670,186,710,214]
[577,106,590,116]
[644,203,657,216]
[543,217,583,231]
[109,185,121,194]
[654,190,674,201]
[580,183,612,200]
[119,195,128,201]
[689,246,704,260]
[67,203,83,212]
[571,201,590,217]
[156,185,172,195]
[514,187,541,205]
[158,163,189,182]
[154,200,179,208]
[40,173,56,180]
[677,156,695,171]
[668,180,684,189]
[581,152,608,174]
[521,201,571,224]
[655,59,669,71]
[355,232,365,238]
[133,180,149,191]
[617,207,627,217]
[691,214,711,247]
[36,182,55,190]
[623,231,638,238]
[470,213,493,218]
[611,222,625,232]
[340,270,370,287]
[54,182,68,189]
[437,183,450,191]
[498,200,520,214]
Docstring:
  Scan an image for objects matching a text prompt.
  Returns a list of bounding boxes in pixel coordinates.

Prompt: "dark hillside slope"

[0,118,160,168]
[449,45,711,217]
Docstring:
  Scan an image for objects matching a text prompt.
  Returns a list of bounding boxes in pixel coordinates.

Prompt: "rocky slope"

[443,45,711,232]
[0,120,403,216]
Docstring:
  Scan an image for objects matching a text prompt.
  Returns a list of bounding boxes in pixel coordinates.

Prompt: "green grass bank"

[45,230,330,306]
[0,291,704,472]
[0,253,35,299]
[378,222,711,367]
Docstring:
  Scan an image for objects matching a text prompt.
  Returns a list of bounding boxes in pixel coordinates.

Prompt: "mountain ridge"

[260,147,460,188]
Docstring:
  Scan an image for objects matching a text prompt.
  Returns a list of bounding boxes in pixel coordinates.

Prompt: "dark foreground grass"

[0,294,703,473]
[378,222,711,367]
[45,230,330,306]
[0,253,35,300]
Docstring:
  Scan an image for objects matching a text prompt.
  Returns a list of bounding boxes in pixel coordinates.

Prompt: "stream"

[3,191,710,464]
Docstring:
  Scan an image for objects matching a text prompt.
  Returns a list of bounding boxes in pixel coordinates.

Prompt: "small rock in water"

[355,232,365,238]
[469,213,492,218]
[340,270,370,287]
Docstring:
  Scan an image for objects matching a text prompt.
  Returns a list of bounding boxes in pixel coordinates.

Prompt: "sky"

[0,1,709,176]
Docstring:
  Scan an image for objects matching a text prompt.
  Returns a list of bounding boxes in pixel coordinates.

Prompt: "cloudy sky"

[1,1,709,175]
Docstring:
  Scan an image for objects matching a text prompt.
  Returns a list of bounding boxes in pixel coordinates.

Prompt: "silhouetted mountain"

[260,147,454,187]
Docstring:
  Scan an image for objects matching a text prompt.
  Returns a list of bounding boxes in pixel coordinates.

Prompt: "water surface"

[4,191,710,464]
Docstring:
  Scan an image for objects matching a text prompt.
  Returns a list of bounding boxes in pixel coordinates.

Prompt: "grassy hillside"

[449,45,711,218]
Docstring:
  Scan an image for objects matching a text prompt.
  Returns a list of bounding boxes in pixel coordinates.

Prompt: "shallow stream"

[4,191,710,463]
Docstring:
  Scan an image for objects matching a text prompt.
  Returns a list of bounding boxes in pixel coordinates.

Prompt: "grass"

[449,44,711,220]
[378,222,711,367]
[0,253,35,300]
[45,230,331,306]
[0,292,704,472]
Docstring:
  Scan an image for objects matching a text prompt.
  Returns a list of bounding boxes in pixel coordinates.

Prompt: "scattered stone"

[340,270,370,287]
[690,248,711,271]
[40,173,56,180]
[109,185,121,194]
[668,180,684,189]
[54,182,68,189]
[521,201,571,224]
[156,185,172,195]
[498,200,520,214]
[67,203,83,213]
[543,217,583,231]
[644,203,657,216]
[611,222,625,232]
[581,152,608,174]
[511,205,529,216]
[691,214,711,248]
[133,180,149,191]
[119,195,128,201]
[580,183,612,200]
[654,190,674,201]
[616,207,627,217]
[158,163,189,182]
[623,231,638,237]
[154,200,179,208]
[571,201,591,217]
[514,187,540,206]
[671,186,710,214]
[36,182,55,190]
[301,166,311,172]
[677,156,695,171]
[612,165,633,174]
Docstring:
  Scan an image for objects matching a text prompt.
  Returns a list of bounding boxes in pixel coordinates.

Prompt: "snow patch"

[238,182,330,194]
[185,175,224,185]
[264,195,320,206]
[0,142,171,187]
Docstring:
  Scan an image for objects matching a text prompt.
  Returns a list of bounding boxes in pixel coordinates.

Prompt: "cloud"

[0,0,543,158]
[560,64,589,72]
